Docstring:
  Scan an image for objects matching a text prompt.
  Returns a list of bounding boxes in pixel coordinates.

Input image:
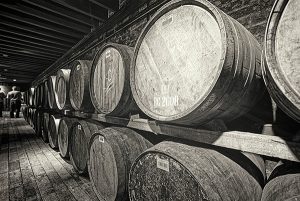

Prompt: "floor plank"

[0,113,99,201]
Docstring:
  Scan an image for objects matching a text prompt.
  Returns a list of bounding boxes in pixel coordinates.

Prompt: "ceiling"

[0,0,119,84]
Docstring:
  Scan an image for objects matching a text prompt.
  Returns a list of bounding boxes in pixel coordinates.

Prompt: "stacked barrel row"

[24,0,299,200]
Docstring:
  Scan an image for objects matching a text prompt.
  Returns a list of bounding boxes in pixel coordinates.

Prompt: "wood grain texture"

[88,127,153,201]
[90,43,138,117]
[261,161,300,201]
[47,76,58,109]
[129,141,265,201]
[264,0,300,122]
[29,87,35,107]
[130,0,264,125]
[42,113,50,142]
[69,60,95,112]
[69,120,104,174]
[48,114,61,149]
[58,117,77,158]
[55,69,72,110]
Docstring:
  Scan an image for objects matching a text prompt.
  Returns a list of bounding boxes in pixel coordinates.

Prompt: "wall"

[34,0,276,84]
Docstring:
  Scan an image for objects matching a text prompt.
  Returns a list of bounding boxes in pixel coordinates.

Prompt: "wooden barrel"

[263,0,300,122]
[47,76,58,109]
[48,114,61,149]
[42,113,50,142]
[90,43,138,117]
[35,111,43,136]
[55,69,72,110]
[69,60,94,112]
[262,161,300,201]
[88,127,153,201]
[43,80,49,109]
[29,87,35,107]
[129,141,265,201]
[57,117,77,158]
[31,108,37,129]
[130,0,264,125]
[69,120,104,174]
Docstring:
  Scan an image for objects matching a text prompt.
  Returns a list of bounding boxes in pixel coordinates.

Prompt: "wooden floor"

[0,113,99,201]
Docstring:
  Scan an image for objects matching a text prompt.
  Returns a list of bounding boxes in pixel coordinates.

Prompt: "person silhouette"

[0,87,6,117]
[7,86,22,118]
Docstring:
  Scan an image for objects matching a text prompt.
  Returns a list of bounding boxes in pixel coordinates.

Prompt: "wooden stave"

[55,69,72,110]
[47,76,58,109]
[88,127,153,201]
[69,60,95,112]
[35,111,44,136]
[263,0,300,122]
[130,0,264,125]
[42,113,49,142]
[261,161,300,201]
[57,117,77,158]
[43,80,49,109]
[29,87,35,107]
[48,114,61,149]
[69,120,105,174]
[129,141,265,201]
[90,43,138,117]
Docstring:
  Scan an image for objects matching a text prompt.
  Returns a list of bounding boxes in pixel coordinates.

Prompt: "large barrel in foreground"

[58,117,77,158]
[47,76,58,109]
[69,60,94,112]
[55,69,72,110]
[88,127,153,201]
[48,114,61,149]
[129,141,265,200]
[90,43,138,117]
[262,161,300,201]
[70,120,104,174]
[130,0,263,125]
[263,0,300,122]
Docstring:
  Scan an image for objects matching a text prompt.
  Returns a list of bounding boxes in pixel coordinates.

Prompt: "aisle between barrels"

[0,116,99,201]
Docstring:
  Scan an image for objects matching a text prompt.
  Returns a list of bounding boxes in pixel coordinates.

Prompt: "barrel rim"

[55,69,71,110]
[264,0,300,112]
[69,60,87,110]
[130,0,228,121]
[88,132,118,201]
[90,42,133,114]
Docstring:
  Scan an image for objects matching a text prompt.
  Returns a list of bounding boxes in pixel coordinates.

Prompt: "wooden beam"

[0,10,83,38]
[0,41,64,57]
[0,2,90,33]
[51,0,108,22]
[1,57,51,67]
[0,47,57,60]
[71,112,300,162]
[0,34,69,51]
[0,72,35,78]
[0,49,56,61]
[0,19,78,43]
[0,64,45,74]
[0,25,74,46]
[22,0,94,26]
[89,0,119,11]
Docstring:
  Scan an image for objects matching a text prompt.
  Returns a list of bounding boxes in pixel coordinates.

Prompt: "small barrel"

[42,113,50,142]
[129,141,265,201]
[43,80,49,109]
[55,69,72,110]
[48,114,61,149]
[90,43,138,116]
[47,76,58,109]
[69,60,94,112]
[35,111,43,136]
[262,161,300,201]
[69,120,104,174]
[58,117,77,158]
[88,127,153,201]
[29,87,35,107]
[263,0,300,122]
[130,0,264,125]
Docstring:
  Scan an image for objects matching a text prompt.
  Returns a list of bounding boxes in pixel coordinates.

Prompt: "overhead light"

[4,69,8,72]
[13,79,17,82]
[2,54,8,57]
